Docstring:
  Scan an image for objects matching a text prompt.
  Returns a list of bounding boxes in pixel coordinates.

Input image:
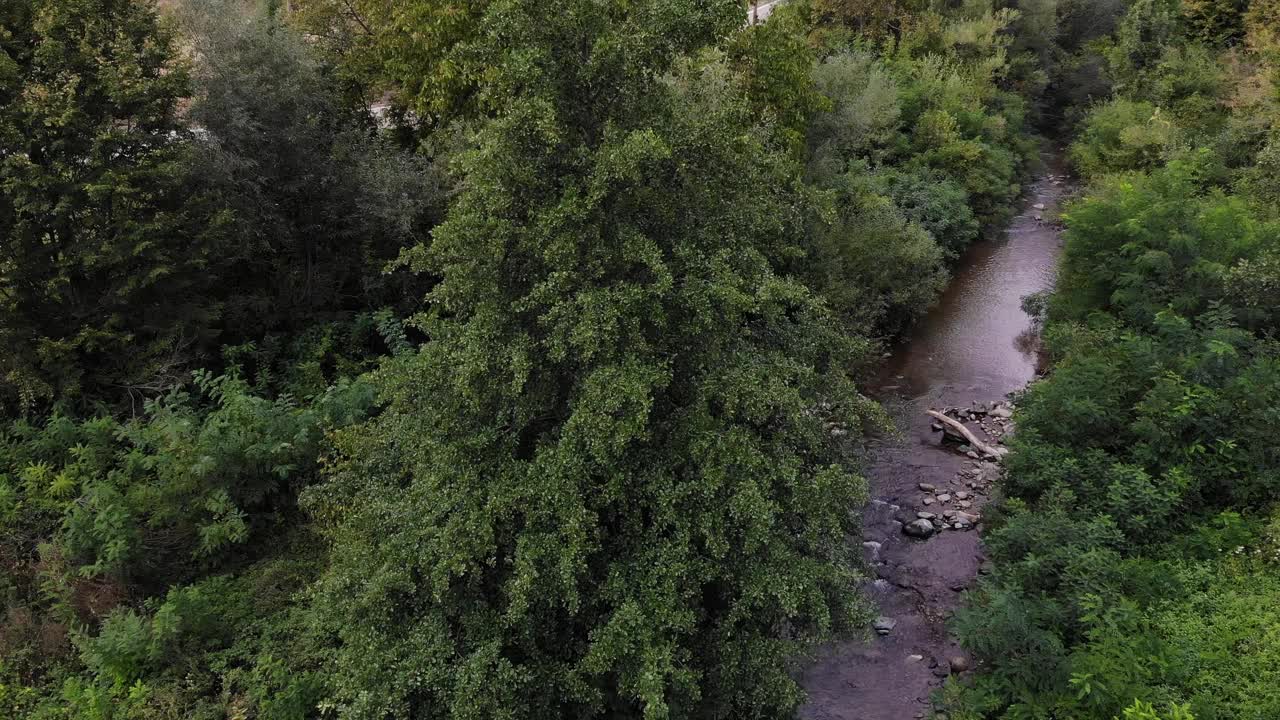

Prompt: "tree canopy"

[4,0,1182,718]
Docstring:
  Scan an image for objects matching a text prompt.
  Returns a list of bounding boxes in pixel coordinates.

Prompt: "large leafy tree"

[306,1,880,717]
[0,0,225,410]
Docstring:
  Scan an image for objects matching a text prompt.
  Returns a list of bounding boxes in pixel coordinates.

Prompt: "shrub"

[1069,99,1180,177]
[1054,154,1274,325]
[804,164,949,336]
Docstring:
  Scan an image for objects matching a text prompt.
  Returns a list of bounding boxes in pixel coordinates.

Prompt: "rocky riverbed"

[799,156,1070,720]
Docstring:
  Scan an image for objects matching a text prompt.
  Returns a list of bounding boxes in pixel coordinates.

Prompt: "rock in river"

[903,519,935,538]
[873,616,897,635]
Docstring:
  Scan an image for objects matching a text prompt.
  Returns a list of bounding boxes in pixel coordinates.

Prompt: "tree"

[1245,0,1280,59]
[1180,0,1248,47]
[179,0,442,343]
[0,0,225,410]
[802,163,948,337]
[304,2,881,717]
[288,0,492,126]
[810,0,928,42]
[1055,153,1272,326]
[727,4,829,155]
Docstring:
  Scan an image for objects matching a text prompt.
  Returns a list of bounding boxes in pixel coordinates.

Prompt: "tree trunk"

[926,410,1008,459]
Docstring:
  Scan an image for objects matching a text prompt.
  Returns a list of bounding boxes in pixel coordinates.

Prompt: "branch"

[926,410,1008,459]
[341,0,374,36]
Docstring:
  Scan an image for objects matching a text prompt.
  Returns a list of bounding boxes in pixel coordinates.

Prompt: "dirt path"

[798,154,1071,720]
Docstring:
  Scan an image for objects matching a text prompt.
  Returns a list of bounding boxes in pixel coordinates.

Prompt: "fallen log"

[926,410,1008,459]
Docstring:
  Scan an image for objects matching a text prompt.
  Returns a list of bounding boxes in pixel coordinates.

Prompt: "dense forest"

[0,0,1276,719]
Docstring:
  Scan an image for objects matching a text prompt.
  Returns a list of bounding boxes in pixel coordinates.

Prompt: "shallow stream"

[799,152,1071,720]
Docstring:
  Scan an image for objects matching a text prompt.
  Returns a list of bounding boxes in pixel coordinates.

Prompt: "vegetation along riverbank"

[1,0,1278,719]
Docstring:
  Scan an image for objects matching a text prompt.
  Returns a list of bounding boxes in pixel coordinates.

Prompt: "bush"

[808,51,903,167]
[0,372,373,595]
[1069,99,1180,177]
[873,165,979,256]
[1054,154,1274,325]
[804,164,948,336]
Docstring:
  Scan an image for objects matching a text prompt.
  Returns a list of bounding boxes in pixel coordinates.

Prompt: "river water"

[799,153,1070,720]
[878,156,1067,404]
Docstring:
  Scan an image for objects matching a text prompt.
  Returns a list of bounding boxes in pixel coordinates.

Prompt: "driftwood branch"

[926,410,1008,459]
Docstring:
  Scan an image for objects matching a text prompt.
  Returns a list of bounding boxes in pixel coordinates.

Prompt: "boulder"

[873,616,897,635]
[903,519,935,538]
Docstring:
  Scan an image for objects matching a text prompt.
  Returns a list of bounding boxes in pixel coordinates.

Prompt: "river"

[799,151,1071,720]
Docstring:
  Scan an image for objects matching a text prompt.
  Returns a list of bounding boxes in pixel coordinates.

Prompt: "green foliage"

[952,10,1280,712]
[809,7,1036,237]
[16,529,335,720]
[1001,0,1127,126]
[1,371,373,584]
[1103,0,1184,97]
[803,163,948,335]
[1054,154,1275,325]
[801,6,1037,335]
[0,0,1051,717]
[873,165,979,256]
[303,3,885,717]
[0,371,369,718]
[180,0,443,340]
[808,50,903,165]
[1225,248,1280,331]
[728,5,830,154]
[288,0,491,125]
[1238,135,1280,213]
[1118,700,1196,720]
[809,0,928,42]
[0,0,434,412]
[1181,0,1249,47]
[1068,99,1180,176]
[955,325,1280,715]
[222,309,416,399]
[1245,0,1280,57]
[79,584,221,687]
[1151,564,1280,719]
[0,0,225,409]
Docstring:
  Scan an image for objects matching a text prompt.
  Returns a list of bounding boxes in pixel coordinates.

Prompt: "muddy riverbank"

[799,152,1072,720]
